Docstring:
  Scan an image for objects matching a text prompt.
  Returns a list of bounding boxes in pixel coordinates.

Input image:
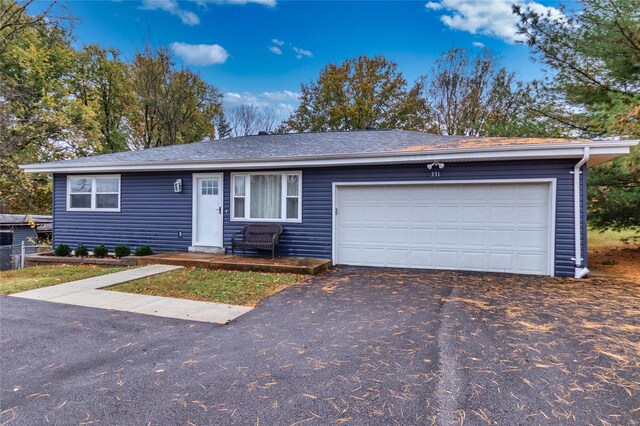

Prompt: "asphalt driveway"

[1,267,638,425]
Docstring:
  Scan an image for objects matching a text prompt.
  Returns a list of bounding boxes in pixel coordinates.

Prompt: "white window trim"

[66,175,121,212]
[231,171,302,223]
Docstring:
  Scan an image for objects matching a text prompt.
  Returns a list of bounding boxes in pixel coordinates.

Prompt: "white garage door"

[334,182,552,275]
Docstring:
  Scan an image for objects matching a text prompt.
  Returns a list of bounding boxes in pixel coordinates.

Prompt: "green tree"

[0,0,82,214]
[129,47,169,149]
[516,0,640,234]
[129,47,222,148]
[281,55,429,132]
[74,44,131,153]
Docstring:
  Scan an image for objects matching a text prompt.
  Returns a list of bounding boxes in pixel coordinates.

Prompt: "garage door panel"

[437,206,460,223]
[461,251,487,269]
[522,184,549,199]
[387,206,411,221]
[490,206,516,224]
[517,254,546,273]
[362,248,386,265]
[462,229,486,248]
[412,228,434,245]
[387,249,409,266]
[411,206,436,223]
[435,251,459,268]
[489,253,515,271]
[338,246,362,264]
[387,228,410,244]
[436,228,459,246]
[518,229,547,249]
[518,206,548,224]
[358,225,387,242]
[462,206,489,223]
[336,183,551,275]
[489,229,516,248]
[338,226,364,244]
[411,250,434,267]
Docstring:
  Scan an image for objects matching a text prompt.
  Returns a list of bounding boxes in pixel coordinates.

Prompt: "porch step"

[137,252,331,275]
[188,245,226,254]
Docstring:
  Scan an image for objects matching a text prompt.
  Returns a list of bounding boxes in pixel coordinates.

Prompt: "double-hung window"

[232,172,301,222]
[67,175,121,211]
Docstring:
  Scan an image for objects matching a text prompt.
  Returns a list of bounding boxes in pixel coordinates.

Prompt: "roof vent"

[365,126,377,131]
[258,131,270,136]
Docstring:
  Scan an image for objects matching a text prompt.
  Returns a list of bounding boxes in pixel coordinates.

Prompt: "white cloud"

[261,90,299,101]
[292,46,313,59]
[224,92,260,105]
[274,102,295,116]
[141,0,200,25]
[223,91,299,119]
[424,0,563,43]
[271,38,285,46]
[193,0,276,6]
[425,1,442,10]
[268,46,282,55]
[472,41,485,48]
[170,42,229,65]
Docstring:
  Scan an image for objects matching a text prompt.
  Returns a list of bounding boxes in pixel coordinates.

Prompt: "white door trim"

[331,178,557,276]
[192,173,224,247]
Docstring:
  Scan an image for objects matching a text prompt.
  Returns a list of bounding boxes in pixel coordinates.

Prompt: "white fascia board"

[19,140,638,174]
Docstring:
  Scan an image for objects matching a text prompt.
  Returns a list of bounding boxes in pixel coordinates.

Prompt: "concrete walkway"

[10,265,253,324]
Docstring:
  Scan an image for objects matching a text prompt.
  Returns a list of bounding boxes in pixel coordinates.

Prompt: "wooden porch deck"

[137,252,331,275]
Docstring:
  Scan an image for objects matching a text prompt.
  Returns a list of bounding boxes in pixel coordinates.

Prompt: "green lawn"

[588,228,638,249]
[107,268,304,306]
[0,265,128,295]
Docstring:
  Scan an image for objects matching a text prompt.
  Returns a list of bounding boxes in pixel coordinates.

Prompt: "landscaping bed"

[0,264,129,295]
[24,251,138,267]
[107,268,305,306]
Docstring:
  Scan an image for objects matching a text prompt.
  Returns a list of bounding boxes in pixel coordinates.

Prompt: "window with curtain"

[67,175,120,211]
[232,172,301,221]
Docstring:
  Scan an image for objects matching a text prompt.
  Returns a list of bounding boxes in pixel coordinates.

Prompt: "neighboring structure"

[0,214,52,246]
[21,130,637,277]
[0,214,52,270]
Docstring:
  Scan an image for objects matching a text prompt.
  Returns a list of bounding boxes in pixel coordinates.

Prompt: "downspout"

[573,147,590,278]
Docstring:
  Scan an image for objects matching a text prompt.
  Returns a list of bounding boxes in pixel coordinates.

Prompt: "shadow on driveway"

[1,267,639,425]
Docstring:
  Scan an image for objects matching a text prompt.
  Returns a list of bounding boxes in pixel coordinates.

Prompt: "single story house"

[21,130,637,278]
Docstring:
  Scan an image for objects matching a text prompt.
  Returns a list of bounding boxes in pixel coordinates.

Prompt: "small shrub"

[134,245,153,256]
[54,244,71,257]
[114,245,131,258]
[74,244,89,257]
[93,245,108,258]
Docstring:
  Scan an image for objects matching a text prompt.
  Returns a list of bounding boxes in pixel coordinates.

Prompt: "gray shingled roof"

[23,129,589,168]
[0,214,52,225]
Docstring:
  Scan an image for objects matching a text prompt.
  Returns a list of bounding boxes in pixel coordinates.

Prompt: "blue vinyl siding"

[11,227,37,246]
[53,159,588,277]
[53,172,193,252]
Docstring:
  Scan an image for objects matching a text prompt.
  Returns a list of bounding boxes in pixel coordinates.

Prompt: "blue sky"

[55,0,565,119]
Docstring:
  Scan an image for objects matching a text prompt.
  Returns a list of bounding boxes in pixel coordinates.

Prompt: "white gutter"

[573,147,590,278]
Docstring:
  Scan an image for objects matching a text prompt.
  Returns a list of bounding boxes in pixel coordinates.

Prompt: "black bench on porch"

[231,224,283,259]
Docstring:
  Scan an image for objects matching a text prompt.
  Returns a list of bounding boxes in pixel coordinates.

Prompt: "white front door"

[193,174,223,247]
[334,181,554,276]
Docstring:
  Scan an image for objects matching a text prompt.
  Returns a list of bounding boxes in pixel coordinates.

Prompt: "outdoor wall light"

[174,179,182,193]
[427,161,445,170]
